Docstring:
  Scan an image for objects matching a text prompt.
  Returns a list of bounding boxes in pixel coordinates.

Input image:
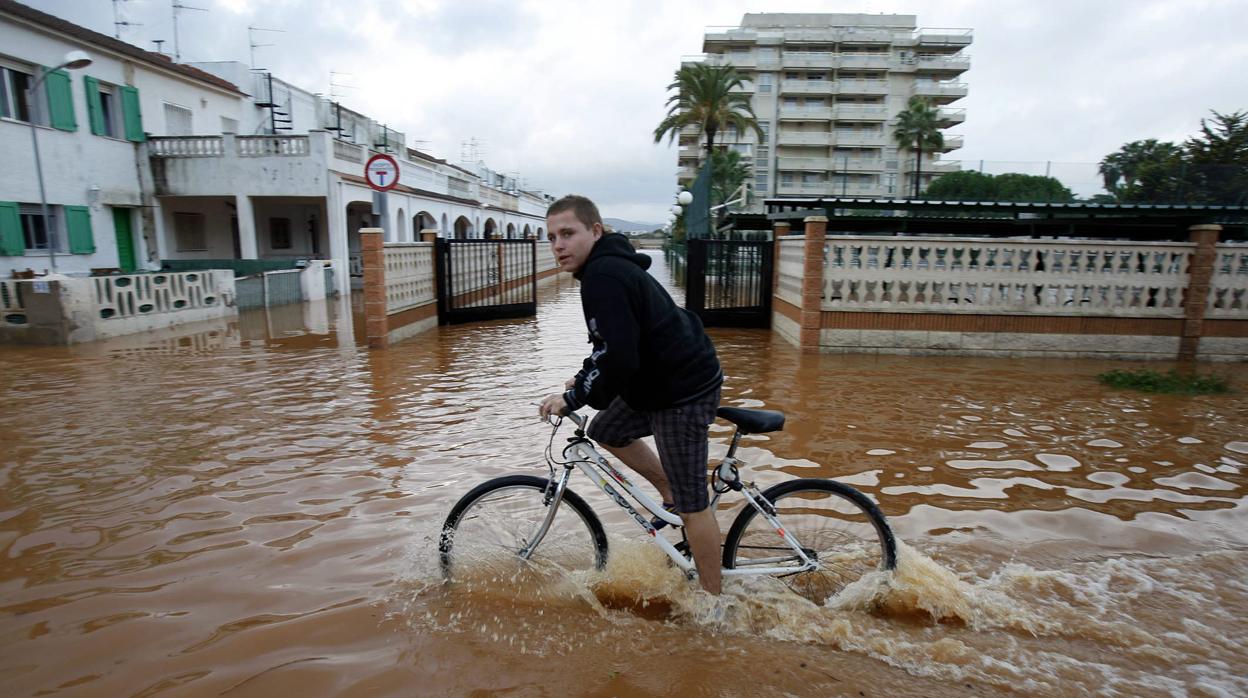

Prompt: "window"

[754,173,768,191]
[759,123,769,144]
[269,218,292,250]
[221,116,238,134]
[174,212,207,252]
[0,64,40,123]
[164,103,192,136]
[95,83,120,137]
[757,73,772,93]
[20,204,61,252]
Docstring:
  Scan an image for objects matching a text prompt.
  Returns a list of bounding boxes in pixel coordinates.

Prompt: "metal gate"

[435,239,537,324]
[686,238,773,328]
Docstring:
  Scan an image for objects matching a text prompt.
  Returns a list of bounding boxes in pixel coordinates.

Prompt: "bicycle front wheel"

[722,478,896,604]
[439,474,608,579]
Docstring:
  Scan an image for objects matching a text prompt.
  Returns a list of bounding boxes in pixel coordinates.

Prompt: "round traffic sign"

[365,153,400,191]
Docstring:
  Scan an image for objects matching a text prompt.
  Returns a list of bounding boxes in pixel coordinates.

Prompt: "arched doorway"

[522,224,532,239]
[483,218,497,239]
[453,216,471,240]
[415,211,436,237]
[506,222,516,239]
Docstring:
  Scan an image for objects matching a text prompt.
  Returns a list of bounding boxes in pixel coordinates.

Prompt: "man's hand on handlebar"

[538,393,570,421]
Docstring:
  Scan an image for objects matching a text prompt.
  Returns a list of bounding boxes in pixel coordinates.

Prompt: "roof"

[0,0,244,95]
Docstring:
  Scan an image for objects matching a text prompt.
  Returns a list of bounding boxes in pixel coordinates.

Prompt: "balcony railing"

[937,108,966,125]
[838,80,890,95]
[777,132,834,146]
[237,136,310,157]
[913,81,969,99]
[780,80,834,94]
[779,106,834,120]
[834,131,887,146]
[834,105,888,120]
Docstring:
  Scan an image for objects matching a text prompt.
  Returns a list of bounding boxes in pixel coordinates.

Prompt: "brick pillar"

[772,221,791,295]
[1179,223,1222,361]
[800,216,827,350]
[360,228,389,349]
[420,229,438,243]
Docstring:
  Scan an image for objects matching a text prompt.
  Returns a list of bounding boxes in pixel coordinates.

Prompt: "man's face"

[546,210,602,274]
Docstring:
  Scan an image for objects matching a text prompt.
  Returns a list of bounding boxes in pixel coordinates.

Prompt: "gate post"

[800,216,827,351]
[1179,223,1221,361]
[360,227,389,349]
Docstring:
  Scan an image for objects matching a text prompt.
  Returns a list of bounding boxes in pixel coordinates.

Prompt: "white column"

[235,194,259,259]
[327,176,350,296]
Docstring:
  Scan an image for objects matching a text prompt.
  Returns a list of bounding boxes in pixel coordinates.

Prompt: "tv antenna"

[329,71,355,100]
[171,1,209,63]
[112,0,141,40]
[248,25,284,70]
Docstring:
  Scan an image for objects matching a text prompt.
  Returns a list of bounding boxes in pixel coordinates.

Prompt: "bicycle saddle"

[716,407,785,434]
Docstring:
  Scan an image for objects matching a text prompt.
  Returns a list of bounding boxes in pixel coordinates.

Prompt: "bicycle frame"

[524,411,818,578]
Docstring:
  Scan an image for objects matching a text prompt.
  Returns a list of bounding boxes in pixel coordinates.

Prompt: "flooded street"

[1,252,1245,697]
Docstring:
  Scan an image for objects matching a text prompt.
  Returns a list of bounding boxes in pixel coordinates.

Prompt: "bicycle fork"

[517,466,575,561]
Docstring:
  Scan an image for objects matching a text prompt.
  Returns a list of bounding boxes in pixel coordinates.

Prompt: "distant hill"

[604,217,662,233]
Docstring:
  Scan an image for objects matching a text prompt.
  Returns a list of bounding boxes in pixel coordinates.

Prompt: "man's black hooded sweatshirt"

[562,233,722,413]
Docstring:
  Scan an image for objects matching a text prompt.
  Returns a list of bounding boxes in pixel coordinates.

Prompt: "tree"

[892,97,944,197]
[1098,139,1183,203]
[1183,110,1248,204]
[709,149,751,209]
[653,63,763,163]
[925,170,1074,203]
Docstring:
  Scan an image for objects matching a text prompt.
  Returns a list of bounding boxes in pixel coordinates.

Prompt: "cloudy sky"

[24,0,1248,222]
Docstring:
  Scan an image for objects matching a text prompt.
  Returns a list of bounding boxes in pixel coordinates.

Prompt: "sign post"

[364,154,400,236]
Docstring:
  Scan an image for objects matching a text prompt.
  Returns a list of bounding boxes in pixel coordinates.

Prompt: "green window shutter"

[84,75,105,135]
[0,202,24,256]
[43,68,77,132]
[65,206,95,254]
[120,86,144,142]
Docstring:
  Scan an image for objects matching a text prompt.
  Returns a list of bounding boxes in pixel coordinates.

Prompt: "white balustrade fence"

[384,243,436,314]
[236,135,310,157]
[1210,243,1248,319]
[93,271,224,320]
[148,136,224,157]
[820,237,1194,317]
[776,237,805,307]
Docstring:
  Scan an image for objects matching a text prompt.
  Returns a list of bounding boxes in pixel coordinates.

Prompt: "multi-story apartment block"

[678,13,970,202]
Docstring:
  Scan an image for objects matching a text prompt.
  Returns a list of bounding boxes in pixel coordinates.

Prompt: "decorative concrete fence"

[773,219,1247,361]
[358,229,564,348]
[0,270,236,345]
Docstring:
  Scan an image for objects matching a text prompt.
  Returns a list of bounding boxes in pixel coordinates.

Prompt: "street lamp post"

[26,50,92,273]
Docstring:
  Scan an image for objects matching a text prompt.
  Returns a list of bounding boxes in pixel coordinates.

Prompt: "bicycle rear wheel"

[440,474,608,578]
[722,478,896,604]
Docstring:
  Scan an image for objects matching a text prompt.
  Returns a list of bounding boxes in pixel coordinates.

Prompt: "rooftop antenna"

[171,1,209,63]
[460,137,486,164]
[152,39,166,55]
[112,0,141,40]
[248,25,284,71]
[329,71,355,100]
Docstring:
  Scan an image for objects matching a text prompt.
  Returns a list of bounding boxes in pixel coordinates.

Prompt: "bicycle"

[439,406,897,603]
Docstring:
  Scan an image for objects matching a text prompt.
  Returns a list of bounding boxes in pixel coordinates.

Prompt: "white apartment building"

[678,13,971,201]
[0,0,550,295]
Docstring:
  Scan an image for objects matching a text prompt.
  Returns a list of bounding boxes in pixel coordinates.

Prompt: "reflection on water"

[0,253,1244,696]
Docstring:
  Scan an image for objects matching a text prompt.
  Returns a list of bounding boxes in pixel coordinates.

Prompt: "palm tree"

[653,63,763,164]
[1098,139,1183,202]
[709,149,751,208]
[892,97,944,197]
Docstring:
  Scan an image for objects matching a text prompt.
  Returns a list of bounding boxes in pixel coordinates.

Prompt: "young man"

[538,194,725,594]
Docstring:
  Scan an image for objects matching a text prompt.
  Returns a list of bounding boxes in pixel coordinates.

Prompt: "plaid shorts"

[586,387,721,514]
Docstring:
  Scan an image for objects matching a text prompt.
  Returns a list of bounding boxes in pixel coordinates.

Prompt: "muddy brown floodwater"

[1,251,1245,697]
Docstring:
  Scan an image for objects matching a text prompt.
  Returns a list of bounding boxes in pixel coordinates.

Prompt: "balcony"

[839,53,892,69]
[776,181,888,198]
[937,108,966,126]
[780,80,834,95]
[779,106,834,121]
[915,28,973,47]
[916,52,971,73]
[831,157,886,172]
[777,132,834,146]
[913,80,969,101]
[834,105,888,121]
[938,135,965,151]
[838,80,890,96]
[148,134,328,197]
[782,52,837,68]
[777,157,829,172]
[833,131,887,147]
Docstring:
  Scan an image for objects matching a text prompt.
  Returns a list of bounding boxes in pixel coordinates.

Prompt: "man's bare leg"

[681,508,722,594]
[600,440,673,504]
